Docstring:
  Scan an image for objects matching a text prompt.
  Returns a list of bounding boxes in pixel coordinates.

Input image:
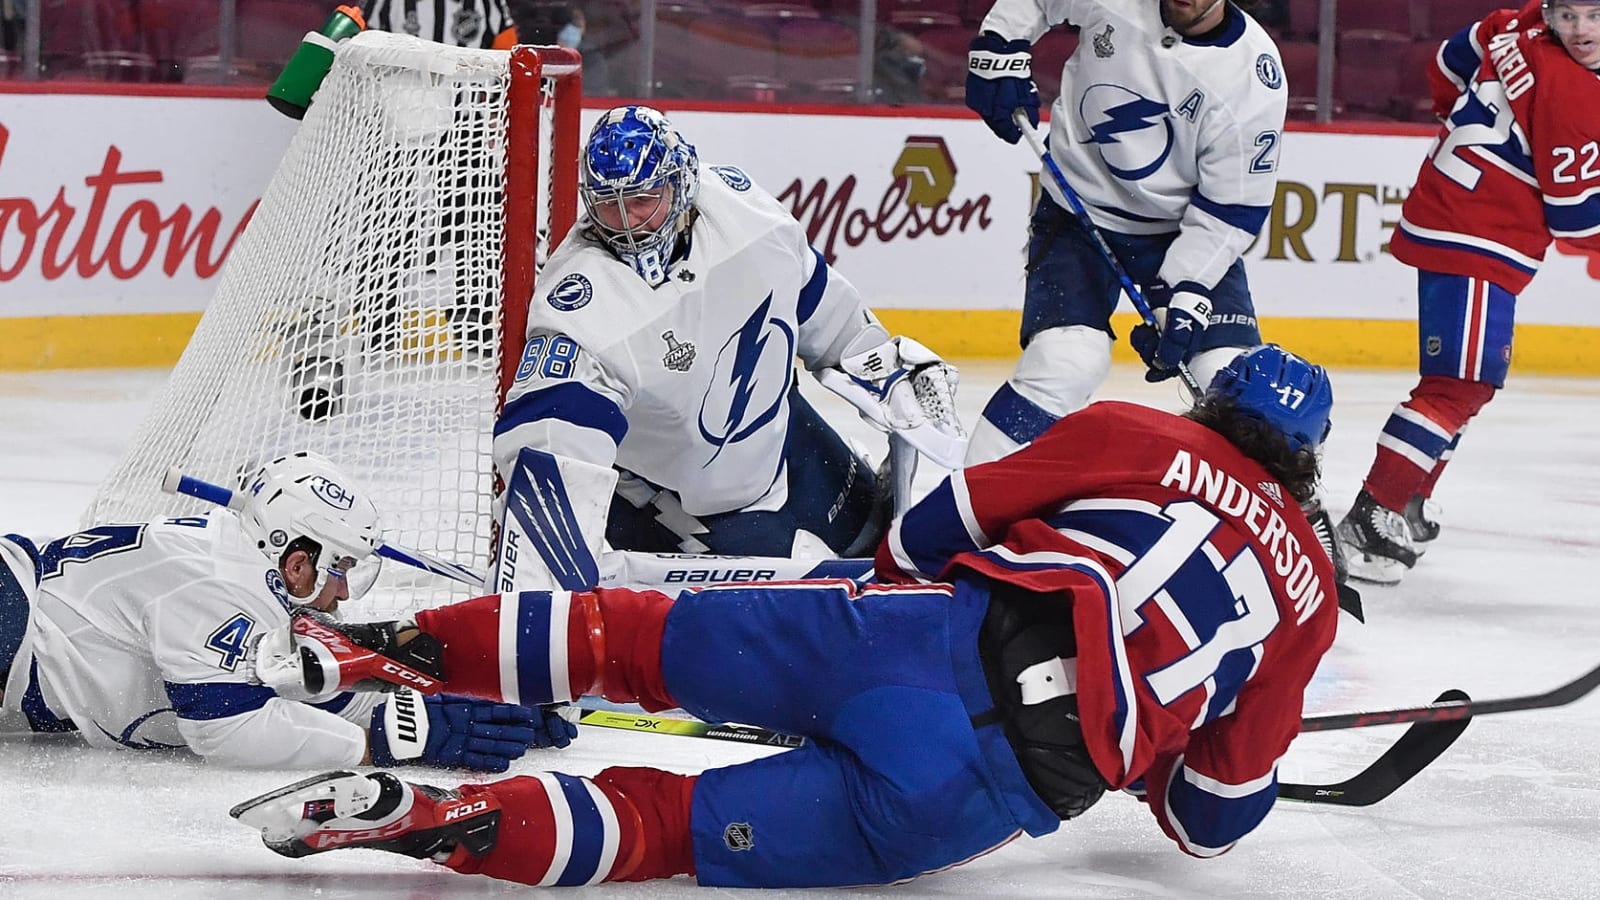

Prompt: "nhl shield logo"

[1426,335,1443,356]
[1093,24,1115,58]
[662,330,696,372]
[723,822,754,852]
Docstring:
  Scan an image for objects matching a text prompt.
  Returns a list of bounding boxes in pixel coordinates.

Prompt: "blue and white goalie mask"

[579,106,700,287]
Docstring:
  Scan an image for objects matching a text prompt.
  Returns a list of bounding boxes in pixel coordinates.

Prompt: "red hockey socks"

[1362,375,1494,511]
[443,767,698,885]
[412,588,677,710]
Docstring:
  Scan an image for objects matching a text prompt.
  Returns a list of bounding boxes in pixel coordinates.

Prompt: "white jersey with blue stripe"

[980,0,1287,292]
[496,163,884,518]
[2,513,381,766]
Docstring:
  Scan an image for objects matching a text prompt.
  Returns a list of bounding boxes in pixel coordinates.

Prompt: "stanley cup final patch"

[661,330,696,372]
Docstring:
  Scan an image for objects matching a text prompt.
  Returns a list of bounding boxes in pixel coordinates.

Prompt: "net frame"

[81,32,582,615]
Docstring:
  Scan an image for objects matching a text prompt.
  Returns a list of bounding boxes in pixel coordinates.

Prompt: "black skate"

[1336,490,1419,585]
[1403,494,1442,554]
[230,770,501,860]
[1305,499,1363,622]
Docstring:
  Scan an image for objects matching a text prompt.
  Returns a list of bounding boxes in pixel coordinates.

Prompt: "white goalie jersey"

[494,163,888,518]
[1,514,382,767]
[981,0,1287,291]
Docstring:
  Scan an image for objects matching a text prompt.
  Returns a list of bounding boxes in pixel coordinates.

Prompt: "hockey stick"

[1012,110,1204,400]
[557,688,1475,807]
[1278,690,1470,806]
[162,468,489,588]
[1299,660,1600,730]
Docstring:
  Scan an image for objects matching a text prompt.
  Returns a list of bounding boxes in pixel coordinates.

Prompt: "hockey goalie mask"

[239,451,383,608]
[580,105,700,287]
[1207,344,1333,453]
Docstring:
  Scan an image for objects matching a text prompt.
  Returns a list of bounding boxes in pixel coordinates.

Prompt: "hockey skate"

[1404,494,1442,554]
[230,770,501,860]
[1304,499,1363,621]
[1336,490,1419,585]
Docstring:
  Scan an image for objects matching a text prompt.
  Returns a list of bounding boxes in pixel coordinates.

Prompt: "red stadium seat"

[1336,29,1411,118]
[236,0,328,70]
[1287,0,1323,38]
[1029,27,1079,105]
[1336,0,1414,35]
[656,13,780,98]
[1400,37,1447,122]
[915,23,973,102]
[36,0,154,80]
[775,18,860,97]
[1420,0,1509,39]
[882,0,968,26]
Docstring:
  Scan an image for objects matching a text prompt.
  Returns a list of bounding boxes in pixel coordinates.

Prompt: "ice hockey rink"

[1,360,1597,899]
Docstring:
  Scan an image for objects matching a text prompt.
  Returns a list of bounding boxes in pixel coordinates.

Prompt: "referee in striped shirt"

[362,0,518,49]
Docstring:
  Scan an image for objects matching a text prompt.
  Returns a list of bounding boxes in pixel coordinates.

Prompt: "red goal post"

[83,32,584,616]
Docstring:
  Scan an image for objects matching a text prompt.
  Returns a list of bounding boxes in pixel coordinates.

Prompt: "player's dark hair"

[1184,395,1321,503]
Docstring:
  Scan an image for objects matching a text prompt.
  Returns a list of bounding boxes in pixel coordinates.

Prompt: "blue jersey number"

[39,525,147,580]
[1250,131,1280,174]
[206,614,256,672]
[515,334,581,381]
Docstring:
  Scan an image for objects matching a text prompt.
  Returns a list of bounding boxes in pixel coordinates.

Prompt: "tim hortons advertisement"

[1,97,1597,326]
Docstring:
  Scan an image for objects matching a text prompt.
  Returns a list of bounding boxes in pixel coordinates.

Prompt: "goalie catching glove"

[817,335,967,469]
[369,688,575,773]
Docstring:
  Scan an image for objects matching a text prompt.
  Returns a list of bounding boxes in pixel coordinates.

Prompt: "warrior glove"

[818,335,967,469]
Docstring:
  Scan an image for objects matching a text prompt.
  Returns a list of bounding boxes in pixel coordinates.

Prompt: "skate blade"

[1344,555,1407,585]
[230,770,374,854]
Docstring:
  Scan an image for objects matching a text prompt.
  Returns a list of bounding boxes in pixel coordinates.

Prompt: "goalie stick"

[162,468,488,589]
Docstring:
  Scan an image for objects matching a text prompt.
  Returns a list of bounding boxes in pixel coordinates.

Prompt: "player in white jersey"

[963,0,1287,464]
[0,452,567,769]
[494,106,964,566]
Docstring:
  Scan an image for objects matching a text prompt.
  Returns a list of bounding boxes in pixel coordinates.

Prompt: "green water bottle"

[267,5,367,120]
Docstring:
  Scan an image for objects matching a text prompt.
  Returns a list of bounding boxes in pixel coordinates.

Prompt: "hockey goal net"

[82,31,582,614]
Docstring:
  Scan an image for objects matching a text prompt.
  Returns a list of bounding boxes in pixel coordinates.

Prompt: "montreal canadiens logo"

[712,166,752,191]
[547,273,594,311]
[1255,54,1283,90]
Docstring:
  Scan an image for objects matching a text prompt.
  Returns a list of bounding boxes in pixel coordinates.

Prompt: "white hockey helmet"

[239,451,382,603]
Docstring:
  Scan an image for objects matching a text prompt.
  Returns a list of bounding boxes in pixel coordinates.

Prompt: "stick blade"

[1281,689,1470,807]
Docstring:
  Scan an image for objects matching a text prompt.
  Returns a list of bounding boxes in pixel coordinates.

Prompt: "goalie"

[0,452,570,770]
[493,105,964,579]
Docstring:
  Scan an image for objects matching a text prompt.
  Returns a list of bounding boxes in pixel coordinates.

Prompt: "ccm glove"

[967,31,1039,144]
[369,689,575,773]
[1129,281,1212,383]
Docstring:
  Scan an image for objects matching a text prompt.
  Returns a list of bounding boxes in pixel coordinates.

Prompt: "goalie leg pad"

[411,588,677,710]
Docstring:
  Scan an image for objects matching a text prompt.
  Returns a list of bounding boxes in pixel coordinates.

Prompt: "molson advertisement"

[1,94,1596,369]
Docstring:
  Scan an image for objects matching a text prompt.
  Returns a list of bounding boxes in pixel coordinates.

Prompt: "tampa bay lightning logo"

[547,273,594,311]
[711,165,752,191]
[266,568,291,612]
[98,709,184,751]
[1255,54,1283,90]
[698,294,795,465]
[1079,83,1174,182]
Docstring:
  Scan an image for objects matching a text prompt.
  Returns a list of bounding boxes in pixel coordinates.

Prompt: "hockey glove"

[1130,281,1212,383]
[816,335,967,469]
[967,31,1038,144]
[369,688,573,773]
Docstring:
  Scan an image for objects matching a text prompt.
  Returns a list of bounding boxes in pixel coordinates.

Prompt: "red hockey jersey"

[1390,1,1600,293]
[875,401,1337,857]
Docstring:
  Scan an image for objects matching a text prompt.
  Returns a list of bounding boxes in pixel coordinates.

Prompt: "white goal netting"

[82,31,581,615]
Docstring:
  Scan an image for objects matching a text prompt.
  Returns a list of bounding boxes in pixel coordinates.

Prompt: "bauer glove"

[369,689,575,772]
[1130,281,1212,383]
[967,31,1038,144]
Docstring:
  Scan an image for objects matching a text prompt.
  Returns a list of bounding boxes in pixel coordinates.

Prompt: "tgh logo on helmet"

[307,475,356,511]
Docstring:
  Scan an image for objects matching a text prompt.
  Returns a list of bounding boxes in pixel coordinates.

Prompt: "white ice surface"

[1,361,1597,899]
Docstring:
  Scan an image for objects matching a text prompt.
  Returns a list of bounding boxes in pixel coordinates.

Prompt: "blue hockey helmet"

[1206,344,1333,453]
[579,105,700,287]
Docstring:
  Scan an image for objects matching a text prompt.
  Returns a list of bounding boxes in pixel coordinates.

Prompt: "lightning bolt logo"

[1079,85,1175,182]
[1086,97,1168,145]
[698,294,794,465]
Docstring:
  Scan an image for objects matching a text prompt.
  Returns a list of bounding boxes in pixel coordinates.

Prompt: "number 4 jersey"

[1,513,382,766]
[1391,0,1600,293]
[876,401,1337,856]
